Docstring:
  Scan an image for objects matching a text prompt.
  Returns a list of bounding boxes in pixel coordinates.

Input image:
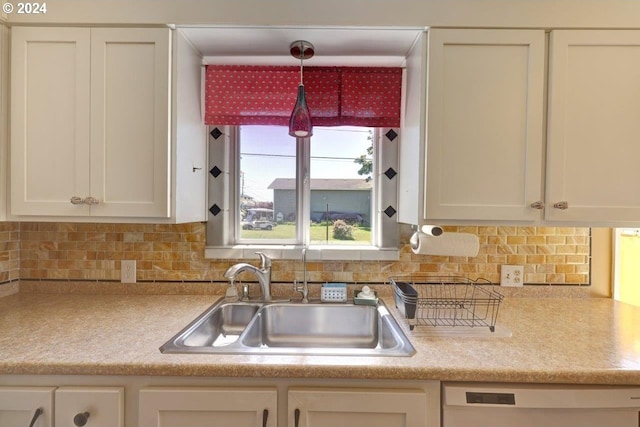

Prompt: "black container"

[393,281,418,319]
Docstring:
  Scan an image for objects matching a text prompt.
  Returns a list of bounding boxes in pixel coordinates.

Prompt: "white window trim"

[204,245,400,261]
[206,126,400,260]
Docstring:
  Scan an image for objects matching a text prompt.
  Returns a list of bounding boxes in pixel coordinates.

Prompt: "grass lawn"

[240,223,372,244]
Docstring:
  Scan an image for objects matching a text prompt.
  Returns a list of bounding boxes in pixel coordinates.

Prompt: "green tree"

[354,130,374,181]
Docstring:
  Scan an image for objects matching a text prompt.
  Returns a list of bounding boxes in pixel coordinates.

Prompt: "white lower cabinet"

[0,386,123,427]
[138,387,278,427]
[0,387,54,427]
[55,387,124,427]
[139,385,430,427]
[0,378,439,427]
[288,387,427,427]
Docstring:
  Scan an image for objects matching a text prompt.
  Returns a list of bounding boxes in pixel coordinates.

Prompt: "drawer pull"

[28,407,43,427]
[73,411,90,427]
[553,201,569,210]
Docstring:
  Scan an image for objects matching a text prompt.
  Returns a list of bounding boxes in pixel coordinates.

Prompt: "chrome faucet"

[223,252,272,301]
[293,248,309,303]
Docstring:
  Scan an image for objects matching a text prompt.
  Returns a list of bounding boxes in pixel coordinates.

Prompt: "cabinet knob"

[553,201,569,210]
[73,412,90,427]
[70,196,84,205]
[530,201,545,210]
[83,197,100,205]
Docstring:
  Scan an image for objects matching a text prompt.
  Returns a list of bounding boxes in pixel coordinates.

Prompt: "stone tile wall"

[0,222,20,283]
[14,222,590,286]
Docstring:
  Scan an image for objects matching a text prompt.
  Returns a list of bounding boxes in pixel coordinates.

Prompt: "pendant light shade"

[289,41,314,138]
[289,84,312,137]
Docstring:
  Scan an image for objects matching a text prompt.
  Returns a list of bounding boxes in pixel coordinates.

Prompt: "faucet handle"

[255,252,272,269]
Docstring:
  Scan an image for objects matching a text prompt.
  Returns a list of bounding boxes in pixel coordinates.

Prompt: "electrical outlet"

[121,260,136,284]
[501,265,524,287]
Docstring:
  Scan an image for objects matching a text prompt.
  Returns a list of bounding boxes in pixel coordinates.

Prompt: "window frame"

[205,126,399,261]
[231,127,305,246]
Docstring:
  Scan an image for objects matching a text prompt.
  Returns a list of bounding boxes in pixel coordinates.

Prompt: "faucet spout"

[223,252,272,301]
[294,248,309,303]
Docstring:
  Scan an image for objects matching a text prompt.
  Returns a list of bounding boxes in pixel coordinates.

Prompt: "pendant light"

[289,40,314,138]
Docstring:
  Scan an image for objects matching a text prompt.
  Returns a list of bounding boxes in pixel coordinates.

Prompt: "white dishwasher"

[443,382,640,427]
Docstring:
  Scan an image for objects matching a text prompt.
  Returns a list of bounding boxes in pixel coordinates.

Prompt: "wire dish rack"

[390,275,503,332]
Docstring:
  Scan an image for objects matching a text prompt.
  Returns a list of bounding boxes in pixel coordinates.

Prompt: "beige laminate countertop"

[0,292,639,385]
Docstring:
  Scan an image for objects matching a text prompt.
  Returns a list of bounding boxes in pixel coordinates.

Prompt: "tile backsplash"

[0,222,20,283]
[11,222,590,286]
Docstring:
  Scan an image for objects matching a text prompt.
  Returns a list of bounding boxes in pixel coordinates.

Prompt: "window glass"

[310,127,373,245]
[239,126,297,241]
[205,124,399,255]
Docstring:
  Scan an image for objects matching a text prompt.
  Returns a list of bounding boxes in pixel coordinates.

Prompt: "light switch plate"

[501,265,524,287]
[121,260,136,284]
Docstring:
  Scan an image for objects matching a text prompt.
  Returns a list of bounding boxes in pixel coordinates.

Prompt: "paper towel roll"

[410,232,480,257]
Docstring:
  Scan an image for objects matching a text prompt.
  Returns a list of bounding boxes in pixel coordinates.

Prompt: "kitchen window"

[203,65,401,260]
[206,125,400,260]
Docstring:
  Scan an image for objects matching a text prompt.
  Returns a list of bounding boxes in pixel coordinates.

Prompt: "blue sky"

[240,126,372,202]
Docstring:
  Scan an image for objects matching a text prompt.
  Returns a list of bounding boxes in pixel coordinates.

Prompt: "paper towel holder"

[410,225,444,251]
[420,225,443,236]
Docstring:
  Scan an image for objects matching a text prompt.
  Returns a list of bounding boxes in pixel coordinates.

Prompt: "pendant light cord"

[299,41,304,85]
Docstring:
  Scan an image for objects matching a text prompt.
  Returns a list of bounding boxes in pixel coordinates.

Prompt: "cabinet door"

[0,24,8,221]
[139,387,277,427]
[288,388,427,427]
[425,29,545,222]
[546,30,640,223]
[10,27,91,216]
[0,387,54,427]
[55,387,124,427]
[90,28,171,217]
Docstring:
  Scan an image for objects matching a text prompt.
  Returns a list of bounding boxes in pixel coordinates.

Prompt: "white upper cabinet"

[398,31,427,226]
[425,29,545,223]
[10,27,177,219]
[401,28,640,226]
[0,24,8,221]
[89,28,170,218]
[546,30,640,224]
[11,27,92,217]
[399,29,545,225]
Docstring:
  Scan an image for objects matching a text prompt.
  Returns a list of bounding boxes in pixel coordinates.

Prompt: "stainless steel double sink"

[160,299,415,357]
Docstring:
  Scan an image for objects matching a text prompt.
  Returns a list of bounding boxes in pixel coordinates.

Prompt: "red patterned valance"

[205,65,402,128]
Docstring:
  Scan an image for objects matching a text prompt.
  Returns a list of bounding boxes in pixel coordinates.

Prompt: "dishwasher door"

[443,383,640,427]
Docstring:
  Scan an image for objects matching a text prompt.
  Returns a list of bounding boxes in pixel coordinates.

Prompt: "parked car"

[242,220,276,230]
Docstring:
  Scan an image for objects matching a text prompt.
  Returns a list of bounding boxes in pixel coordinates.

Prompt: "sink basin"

[160,299,415,357]
[242,303,379,349]
[177,302,261,348]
